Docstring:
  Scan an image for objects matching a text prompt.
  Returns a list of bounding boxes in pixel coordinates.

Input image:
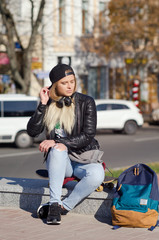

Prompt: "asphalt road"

[96,124,159,169]
[0,123,159,179]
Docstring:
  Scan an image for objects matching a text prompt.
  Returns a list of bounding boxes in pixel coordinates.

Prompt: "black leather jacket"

[27,92,100,154]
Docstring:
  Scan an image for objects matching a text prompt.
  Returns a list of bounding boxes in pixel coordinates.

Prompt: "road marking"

[134,136,159,142]
[0,151,40,159]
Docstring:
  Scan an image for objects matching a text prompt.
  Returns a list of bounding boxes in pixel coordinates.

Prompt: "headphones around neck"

[56,94,74,108]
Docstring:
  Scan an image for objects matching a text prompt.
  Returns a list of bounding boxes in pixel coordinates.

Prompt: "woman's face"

[55,74,76,97]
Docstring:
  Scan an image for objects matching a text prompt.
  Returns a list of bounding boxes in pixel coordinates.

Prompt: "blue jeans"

[46,147,105,211]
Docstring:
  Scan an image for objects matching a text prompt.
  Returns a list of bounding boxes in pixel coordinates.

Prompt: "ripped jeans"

[46,147,105,211]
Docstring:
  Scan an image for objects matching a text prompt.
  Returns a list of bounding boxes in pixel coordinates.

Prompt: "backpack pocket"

[115,184,152,212]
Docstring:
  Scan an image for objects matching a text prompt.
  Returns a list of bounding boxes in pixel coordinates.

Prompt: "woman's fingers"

[39,140,56,152]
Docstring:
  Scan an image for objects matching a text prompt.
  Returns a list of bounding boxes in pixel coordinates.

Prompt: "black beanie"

[49,64,75,86]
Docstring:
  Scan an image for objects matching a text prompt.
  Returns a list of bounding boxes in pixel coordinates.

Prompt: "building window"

[82,0,89,34]
[88,66,108,99]
[99,1,107,33]
[59,0,65,34]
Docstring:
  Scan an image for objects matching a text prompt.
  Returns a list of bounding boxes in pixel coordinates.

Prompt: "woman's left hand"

[39,140,56,152]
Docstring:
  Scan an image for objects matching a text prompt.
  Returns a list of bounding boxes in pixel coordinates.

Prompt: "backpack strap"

[148,220,159,231]
[112,221,159,231]
[112,225,121,230]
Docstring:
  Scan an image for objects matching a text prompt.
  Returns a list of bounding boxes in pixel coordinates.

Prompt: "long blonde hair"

[44,102,75,134]
[44,78,76,134]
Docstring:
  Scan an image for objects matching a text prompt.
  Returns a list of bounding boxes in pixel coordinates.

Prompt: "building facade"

[41,0,110,99]
[1,0,158,113]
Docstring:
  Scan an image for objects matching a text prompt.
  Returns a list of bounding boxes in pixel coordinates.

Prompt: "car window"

[96,103,129,111]
[96,104,112,111]
[111,104,129,110]
[96,104,107,111]
[3,101,38,117]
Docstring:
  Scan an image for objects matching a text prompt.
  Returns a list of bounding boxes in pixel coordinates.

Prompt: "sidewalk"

[0,207,159,240]
[0,169,159,239]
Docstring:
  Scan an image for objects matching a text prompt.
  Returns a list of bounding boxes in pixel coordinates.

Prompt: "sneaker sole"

[47,220,61,225]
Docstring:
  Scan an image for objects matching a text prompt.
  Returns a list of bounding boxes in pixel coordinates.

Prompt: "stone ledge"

[0,177,114,219]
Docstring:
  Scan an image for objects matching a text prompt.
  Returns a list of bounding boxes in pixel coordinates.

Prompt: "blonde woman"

[27,64,105,225]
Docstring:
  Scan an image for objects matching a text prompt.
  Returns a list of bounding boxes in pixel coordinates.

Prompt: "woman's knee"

[53,143,67,151]
[49,144,67,155]
[47,146,71,172]
[47,145,68,163]
[86,164,105,184]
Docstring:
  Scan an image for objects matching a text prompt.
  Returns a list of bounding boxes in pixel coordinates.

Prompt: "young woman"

[27,64,105,225]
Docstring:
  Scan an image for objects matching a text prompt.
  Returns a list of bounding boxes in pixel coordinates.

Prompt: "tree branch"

[27,0,45,52]
[29,0,34,30]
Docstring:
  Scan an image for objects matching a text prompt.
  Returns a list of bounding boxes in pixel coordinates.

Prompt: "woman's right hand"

[39,140,56,152]
[40,87,50,105]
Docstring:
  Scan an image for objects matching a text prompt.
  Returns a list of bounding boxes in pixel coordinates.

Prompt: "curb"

[0,177,114,219]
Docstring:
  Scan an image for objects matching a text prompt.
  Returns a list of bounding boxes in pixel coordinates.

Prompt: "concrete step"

[0,177,114,220]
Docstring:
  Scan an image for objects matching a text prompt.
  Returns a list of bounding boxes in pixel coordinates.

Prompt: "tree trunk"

[0,0,46,94]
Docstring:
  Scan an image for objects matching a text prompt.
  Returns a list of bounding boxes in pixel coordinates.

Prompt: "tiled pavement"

[0,207,159,240]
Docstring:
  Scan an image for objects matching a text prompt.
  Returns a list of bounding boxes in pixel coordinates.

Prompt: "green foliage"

[105,167,127,178]
[148,162,159,173]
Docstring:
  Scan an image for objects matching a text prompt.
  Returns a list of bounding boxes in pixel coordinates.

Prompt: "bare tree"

[0,0,45,94]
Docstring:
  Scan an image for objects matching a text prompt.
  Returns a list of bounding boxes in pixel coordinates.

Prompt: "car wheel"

[15,131,33,148]
[124,121,138,135]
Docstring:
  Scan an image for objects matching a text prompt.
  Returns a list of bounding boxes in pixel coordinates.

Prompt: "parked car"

[151,108,159,123]
[0,94,40,148]
[95,99,144,134]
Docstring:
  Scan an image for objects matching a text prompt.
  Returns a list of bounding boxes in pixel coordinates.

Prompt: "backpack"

[111,163,159,230]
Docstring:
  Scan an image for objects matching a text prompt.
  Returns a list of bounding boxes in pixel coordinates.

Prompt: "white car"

[151,108,159,122]
[0,94,39,148]
[95,99,144,134]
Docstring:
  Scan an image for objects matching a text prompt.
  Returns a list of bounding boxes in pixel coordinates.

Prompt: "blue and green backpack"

[111,163,159,230]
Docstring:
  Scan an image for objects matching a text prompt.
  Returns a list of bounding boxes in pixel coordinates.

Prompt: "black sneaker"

[37,202,49,219]
[47,202,61,225]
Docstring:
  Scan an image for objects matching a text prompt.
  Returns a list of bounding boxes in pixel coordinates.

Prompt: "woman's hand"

[39,140,56,152]
[39,140,67,152]
[40,87,50,105]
